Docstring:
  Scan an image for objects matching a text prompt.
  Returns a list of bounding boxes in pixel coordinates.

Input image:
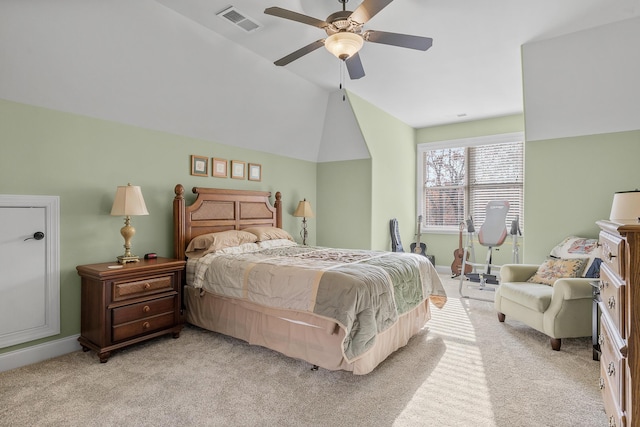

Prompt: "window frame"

[417,131,524,234]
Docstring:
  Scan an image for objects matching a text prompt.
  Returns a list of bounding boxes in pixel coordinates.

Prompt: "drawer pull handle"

[607,296,616,310]
[599,377,605,390]
[598,334,604,346]
[142,322,150,330]
[143,305,150,313]
[144,283,151,289]
[599,282,605,291]
[607,362,615,376]
[609,416,616,427]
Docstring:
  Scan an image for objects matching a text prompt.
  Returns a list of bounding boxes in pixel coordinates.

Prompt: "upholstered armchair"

[494,263,594,350]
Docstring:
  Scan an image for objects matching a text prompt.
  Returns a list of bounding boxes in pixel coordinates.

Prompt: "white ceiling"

[156,0,640,128]
[1,0,638,162]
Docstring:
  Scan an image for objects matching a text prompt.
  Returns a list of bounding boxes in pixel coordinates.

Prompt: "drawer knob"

[144,283,151,289]
[599,377,605,390]
[142,321,150,330]
[606,251,616,261]
[607,361,615,376]
[143,305,150,313]
[607,296,616,310]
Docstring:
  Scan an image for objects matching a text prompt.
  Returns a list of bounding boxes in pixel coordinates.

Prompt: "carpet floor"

[0,274,607,426]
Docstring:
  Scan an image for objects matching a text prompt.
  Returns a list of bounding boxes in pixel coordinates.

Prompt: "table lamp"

[293,199,314,245]
[110,183,149,263]
[609,190,640,224]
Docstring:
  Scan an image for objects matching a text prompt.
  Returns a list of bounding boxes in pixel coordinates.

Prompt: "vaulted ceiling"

[1,0,638,162]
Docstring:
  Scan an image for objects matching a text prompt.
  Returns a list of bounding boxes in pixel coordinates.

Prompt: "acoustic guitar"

[451,221,471,277]
[410,215,427,257]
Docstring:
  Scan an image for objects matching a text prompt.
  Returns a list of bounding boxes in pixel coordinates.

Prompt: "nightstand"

[76,257,186,362]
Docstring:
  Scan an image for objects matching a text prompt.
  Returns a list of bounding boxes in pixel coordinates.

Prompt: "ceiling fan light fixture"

[325,32,363,60]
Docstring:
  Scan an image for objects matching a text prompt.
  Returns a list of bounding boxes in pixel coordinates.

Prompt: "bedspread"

[187,246,446,361]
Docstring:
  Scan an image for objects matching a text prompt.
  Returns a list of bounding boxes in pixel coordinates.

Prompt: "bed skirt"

[183,285,432,375]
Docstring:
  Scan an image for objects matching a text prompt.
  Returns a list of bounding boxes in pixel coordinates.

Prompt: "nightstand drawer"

[112,295,176,325]
[112,312,175,342]
[113,275,174,301]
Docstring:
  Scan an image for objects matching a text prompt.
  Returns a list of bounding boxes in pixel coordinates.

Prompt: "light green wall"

[316,159,372,249]
[0,98,316,354]
[524,130,640,262]
[348,92,417,251]
[415,114,526,269]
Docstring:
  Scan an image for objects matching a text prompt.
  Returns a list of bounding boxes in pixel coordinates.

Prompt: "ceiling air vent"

[216,6,261,33]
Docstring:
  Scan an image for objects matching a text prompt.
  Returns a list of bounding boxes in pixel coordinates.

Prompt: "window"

[417,132,524,233]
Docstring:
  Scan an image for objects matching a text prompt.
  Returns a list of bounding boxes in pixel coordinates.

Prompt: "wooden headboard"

[173,184,282,260]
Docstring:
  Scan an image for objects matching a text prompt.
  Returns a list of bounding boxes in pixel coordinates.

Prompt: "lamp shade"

[110,183,149,216]
[293,199,314,218]
[609,190,640,224]
[325,32,364,60]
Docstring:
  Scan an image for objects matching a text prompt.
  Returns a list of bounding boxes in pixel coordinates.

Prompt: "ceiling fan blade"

[264,7,328,29]
[345,53,365,80]
[274,39,325,66]
[364,30,433,51]
[349,0,394,25]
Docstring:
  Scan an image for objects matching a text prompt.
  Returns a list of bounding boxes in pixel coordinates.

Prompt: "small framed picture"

[212,158,228,178]
[191,155,209,177]
[231,160,246,179]
[248,163,262,182]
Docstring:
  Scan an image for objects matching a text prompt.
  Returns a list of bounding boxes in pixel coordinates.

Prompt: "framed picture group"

[190,155,261,182]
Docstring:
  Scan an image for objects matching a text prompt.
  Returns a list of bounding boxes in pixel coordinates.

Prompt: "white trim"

[0,334,81,373]
[0,195,60,348]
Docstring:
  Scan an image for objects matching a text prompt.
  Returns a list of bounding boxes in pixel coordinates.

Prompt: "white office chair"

[459,200,510,300]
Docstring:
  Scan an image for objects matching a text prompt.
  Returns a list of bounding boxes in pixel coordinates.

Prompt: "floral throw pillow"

[527,258,588,286]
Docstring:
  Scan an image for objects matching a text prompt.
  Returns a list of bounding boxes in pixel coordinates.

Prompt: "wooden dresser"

[76,257,186,363]
[597,220,639,427]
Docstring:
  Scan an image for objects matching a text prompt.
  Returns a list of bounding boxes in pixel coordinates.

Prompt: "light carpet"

[0,275,607,426]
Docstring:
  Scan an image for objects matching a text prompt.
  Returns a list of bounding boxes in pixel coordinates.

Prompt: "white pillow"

[257,239,297,249]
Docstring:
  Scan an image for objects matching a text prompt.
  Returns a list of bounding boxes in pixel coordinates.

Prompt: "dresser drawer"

[112,295,176,325]
[599,231,625,278]
[600,314,626,411]
[112,275,174,301]
[602,391,626,427]
[112,312,175,342]
[599,265,626,336]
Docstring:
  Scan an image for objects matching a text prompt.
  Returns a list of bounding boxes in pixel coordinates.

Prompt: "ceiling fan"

[264,0,433,80]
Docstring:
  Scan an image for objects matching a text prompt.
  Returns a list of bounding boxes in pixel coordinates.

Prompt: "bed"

[173,184,446,374]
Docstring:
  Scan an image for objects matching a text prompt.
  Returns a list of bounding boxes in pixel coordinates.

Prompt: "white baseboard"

[0,334,81,373]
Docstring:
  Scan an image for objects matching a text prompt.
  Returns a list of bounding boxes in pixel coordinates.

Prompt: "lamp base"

[117,254,140,264]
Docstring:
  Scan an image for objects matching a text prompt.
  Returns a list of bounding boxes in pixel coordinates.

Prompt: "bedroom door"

[0,195,60,348]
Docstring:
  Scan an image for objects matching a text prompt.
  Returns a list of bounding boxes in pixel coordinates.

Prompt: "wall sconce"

[609,190,640,224]
[293,199,314,245]
[110,183,149,263]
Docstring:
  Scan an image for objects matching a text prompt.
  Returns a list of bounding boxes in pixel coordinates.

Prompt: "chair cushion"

[498,282,554,312]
